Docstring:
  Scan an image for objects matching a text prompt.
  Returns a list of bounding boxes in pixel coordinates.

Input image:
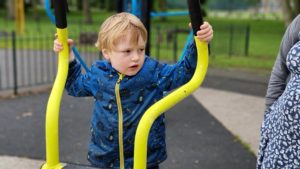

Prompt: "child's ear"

[102,49,110,61]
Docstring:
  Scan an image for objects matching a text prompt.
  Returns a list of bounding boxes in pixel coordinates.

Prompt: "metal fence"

[210,24,251,57]
[151,24,250,59]
[0,30,100,95]
[0,24,250,95]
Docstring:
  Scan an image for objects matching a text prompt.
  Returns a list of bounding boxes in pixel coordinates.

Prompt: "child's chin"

[125,72,138,76]
[125,69,141,76]
[125,67,141,76]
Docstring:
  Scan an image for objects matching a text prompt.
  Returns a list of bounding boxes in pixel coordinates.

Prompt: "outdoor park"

[0,0,299,169]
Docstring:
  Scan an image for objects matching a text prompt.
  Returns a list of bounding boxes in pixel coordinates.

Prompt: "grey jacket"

[265,14,300,109]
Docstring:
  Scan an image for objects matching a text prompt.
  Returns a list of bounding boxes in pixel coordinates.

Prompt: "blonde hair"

[95,12,147,51]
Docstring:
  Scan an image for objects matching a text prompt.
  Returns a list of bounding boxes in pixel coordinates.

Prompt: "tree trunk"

[0,0,5,8]
[281,0,300,26]
[7,0,15,20]
[31,0,39,20]
[77,0,82,10]
[105,0,115,11]
[294,0,300,16]
[83,0,92,24]
[158,0,167,21]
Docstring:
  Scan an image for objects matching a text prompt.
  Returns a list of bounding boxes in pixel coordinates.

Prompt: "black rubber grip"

[53,0,68,28]
[187,0,203,36]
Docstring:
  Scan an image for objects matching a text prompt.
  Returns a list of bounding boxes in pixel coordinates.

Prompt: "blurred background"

[0,0,299,95]
[1,1,298,168]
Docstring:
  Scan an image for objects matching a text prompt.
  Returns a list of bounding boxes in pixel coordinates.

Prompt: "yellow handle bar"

[41,28,69,169]
[133,37,208,169]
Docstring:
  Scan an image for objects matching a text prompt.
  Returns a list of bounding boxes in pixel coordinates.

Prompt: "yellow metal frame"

[133,37,208,169]
[41,28,69,169]
[41,28,207,169]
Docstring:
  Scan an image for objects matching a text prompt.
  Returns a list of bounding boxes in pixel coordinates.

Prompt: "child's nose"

[131,52,139,61]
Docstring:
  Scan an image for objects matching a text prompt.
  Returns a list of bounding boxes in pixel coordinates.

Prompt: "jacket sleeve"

[156,41,197,92]
[265,14,300,109]
[65,60,93,97]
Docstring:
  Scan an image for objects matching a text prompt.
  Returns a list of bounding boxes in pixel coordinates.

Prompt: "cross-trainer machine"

[41,0,208,168]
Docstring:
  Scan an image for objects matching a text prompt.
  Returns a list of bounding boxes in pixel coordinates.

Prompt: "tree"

[280,0,300,25]
[6,0,15,20]
[105,0,115,11]
[82,0,92,24]
[0,0,5,8]
[200,0,207,17]
[208,0,259,10]
[77,0,82,10]
[30,0,39,20]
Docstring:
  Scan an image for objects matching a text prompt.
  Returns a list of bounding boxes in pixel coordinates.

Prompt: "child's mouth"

[130,65,138,69]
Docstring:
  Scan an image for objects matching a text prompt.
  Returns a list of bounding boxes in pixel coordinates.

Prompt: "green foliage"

[0,9,286,73]
[208,0,260,10]
[0,0,5,8]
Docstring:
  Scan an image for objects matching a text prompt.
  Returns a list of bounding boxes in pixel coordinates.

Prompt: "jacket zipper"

[115,73,125,169]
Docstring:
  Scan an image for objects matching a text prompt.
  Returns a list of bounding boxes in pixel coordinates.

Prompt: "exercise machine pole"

[133,0,208,168]
[42,0,69,168]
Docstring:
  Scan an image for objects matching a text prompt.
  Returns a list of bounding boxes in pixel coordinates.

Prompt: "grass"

[209,54,275,72]
[233,134,256,156]
[0,8,287,73]
[210,18,284,58]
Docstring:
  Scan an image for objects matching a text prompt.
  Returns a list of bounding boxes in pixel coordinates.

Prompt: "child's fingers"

[196,29,213,42]
[67,39,74,46]
[53,45,60,53]
[193,21,212,36]
[54,38,62,44]
[53,45,63,53]
[53,38,74,53]
[198,22,212,32]
[54,40,63,48]
[195,21,213,41]
[197,28,210,37]
[198,32,213,42]
[197,28,213,37]
[198,30,213,40]
[200,21,210,29]
[53,39,63,52]
[189,22,210,30]
[54,33,73,46]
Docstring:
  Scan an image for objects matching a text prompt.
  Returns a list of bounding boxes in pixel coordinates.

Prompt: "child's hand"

[53,34,75,61]
[189,22,213,43]
[197,21,213,42]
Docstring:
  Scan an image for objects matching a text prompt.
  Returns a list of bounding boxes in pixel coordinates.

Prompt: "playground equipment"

[121,0,194,60]
[44,0,89,72]
[42,0,208,168]
[133,0,208,167]
[15,0,25,35]
[42,0,68,168]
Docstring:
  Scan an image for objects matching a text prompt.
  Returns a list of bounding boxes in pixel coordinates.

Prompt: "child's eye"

[123,50,131,53]
[139,48,145,52]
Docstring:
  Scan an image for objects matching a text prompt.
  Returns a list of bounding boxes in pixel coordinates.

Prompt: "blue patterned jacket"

[65,42,197,169]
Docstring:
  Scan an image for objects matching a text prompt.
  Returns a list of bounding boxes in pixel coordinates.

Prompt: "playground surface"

[0,67,269,169]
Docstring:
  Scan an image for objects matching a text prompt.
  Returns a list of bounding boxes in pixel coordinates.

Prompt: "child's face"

[102,33,146,76]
